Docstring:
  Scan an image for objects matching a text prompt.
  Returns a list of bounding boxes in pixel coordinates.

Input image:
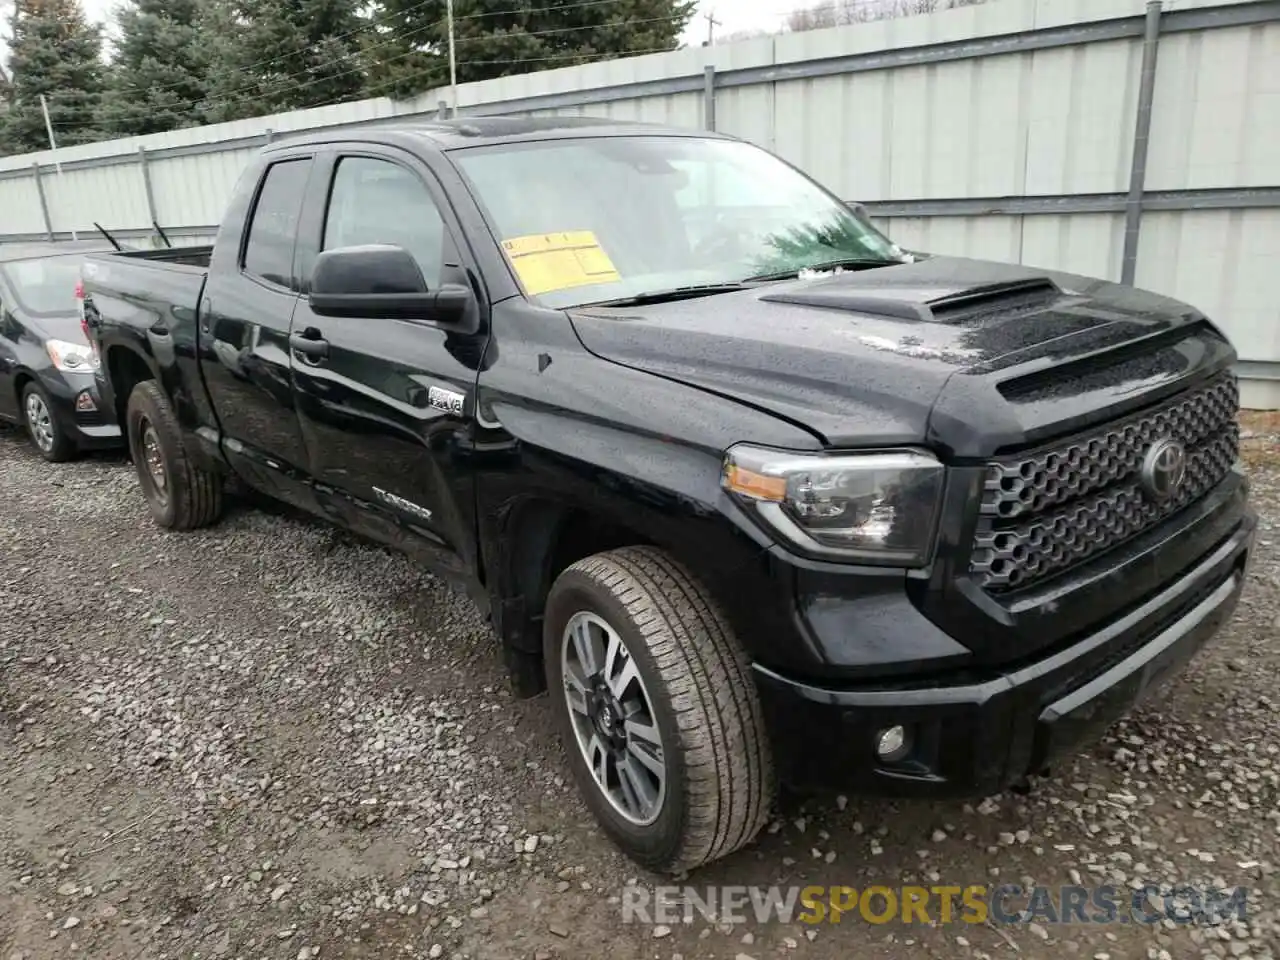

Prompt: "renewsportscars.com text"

[621,884,1249,926]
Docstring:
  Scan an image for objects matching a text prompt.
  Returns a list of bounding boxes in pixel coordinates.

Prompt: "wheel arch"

[492,497,657,697]
[12,367,34,408]
[105,343,158,431]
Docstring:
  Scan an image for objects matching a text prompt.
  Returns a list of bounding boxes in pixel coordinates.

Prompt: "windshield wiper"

[745,257,905,282]
[580,283,751,307]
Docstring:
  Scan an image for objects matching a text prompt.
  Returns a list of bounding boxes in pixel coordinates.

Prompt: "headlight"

[722,444,945,566]
[46,339,98,373]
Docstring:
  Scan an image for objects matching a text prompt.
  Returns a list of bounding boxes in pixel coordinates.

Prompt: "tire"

[544,546,773,873]
[21,381,77,463]
[125,380,223,530]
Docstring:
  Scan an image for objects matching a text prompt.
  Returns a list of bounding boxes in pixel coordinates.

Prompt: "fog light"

[75,391,97,412]
[876,725,910,762]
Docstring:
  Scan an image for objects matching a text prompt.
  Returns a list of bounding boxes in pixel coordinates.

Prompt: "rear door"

[200,153,318,512]
[288,146,489,583]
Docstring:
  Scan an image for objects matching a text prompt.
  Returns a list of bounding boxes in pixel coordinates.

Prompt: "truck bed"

[100,245,213,270]
[82,247,209,348]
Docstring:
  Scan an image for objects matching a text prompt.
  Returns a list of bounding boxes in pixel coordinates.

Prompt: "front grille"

[970,373,1239,592]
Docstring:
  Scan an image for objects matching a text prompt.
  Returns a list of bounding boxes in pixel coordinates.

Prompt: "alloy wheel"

[24,391,54,453]
[560,611,667,825]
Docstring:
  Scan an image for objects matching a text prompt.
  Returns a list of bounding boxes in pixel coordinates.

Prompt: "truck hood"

[568,256,1219,453]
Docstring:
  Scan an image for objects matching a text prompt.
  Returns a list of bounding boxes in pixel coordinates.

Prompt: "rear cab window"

[242,158,311,290]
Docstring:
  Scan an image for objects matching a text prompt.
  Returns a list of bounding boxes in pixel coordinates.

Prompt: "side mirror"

[845,200,923,258]
[846,200,873,225]
[308,244,477,330]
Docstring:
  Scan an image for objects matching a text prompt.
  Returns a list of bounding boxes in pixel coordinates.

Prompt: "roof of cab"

[0,240,115,263]
[266,115,730,153]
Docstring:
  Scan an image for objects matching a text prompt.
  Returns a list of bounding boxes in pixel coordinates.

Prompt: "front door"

[288,148,489,583]
[200,154,317,512]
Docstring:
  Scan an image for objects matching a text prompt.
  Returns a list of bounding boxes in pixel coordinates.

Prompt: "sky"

[681,0,806,43]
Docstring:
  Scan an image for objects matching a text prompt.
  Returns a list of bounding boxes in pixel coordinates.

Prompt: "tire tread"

[127,381,223,530]
[564,546,773,871]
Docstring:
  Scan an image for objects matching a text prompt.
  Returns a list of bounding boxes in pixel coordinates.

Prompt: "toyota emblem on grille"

[1140,438,1187,501]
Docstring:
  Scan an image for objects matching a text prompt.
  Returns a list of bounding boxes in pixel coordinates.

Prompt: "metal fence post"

[1121,0,1163,286]
[138,147,159,235]
[703,65,716,131]
[32,163,54,240]
[439,99,450,120]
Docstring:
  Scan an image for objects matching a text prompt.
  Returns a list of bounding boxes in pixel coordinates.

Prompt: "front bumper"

[42,369,122,449]
[755,507,1256,795]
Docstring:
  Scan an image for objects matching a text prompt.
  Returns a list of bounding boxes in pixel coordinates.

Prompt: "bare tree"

[786,0,986,32]
[721,27,772,42]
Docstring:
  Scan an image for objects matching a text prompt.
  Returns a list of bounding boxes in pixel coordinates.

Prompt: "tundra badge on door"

[372,487,434,523]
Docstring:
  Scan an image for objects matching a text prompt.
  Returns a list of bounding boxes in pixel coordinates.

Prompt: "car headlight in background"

[722,444,945,566]
[46,339,99,373]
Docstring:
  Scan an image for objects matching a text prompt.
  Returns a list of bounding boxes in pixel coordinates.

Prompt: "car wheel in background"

[21,381,76,463]
[544,546,774,873]
[125,380,224,530]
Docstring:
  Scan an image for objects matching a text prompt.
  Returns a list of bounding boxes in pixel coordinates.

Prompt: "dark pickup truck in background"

[82,117,1256,872]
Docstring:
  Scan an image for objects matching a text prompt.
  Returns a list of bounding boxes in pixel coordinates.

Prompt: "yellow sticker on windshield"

[500,231,620,296]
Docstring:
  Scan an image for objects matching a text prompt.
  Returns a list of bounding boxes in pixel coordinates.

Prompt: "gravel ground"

[2,417,1279,960]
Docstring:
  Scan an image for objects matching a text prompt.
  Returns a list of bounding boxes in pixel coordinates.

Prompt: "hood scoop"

[760,275,1063,325]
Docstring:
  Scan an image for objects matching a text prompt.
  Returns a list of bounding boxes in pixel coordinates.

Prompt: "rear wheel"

[125,381,223,530]
[22,381,76,463]
[544,546,773,872]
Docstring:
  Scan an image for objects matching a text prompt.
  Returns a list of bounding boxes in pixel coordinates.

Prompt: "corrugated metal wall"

[1,0,1277,404]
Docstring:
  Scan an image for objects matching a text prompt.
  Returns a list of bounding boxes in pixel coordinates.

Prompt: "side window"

[323,157,446,289]
[243,158,311,289]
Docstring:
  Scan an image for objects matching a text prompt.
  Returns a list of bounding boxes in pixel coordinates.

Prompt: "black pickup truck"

[82,117,1256,872]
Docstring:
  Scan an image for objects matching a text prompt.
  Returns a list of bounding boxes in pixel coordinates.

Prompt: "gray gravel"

[1,420,1278,960]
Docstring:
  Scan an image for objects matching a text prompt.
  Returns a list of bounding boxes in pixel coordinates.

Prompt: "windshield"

[0,255,88,317]
[451,136,902,308]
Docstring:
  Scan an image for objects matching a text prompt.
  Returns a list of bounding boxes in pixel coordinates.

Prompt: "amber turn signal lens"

[723,463,788,501]
[720,444,945,566]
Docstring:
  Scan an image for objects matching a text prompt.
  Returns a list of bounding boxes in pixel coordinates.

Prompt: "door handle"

[290,331,329,360]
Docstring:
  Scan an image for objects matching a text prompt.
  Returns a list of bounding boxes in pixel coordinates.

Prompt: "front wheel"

[544,546,773,872]
[22,381,76,462]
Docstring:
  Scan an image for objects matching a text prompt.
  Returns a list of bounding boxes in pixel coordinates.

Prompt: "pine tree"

[0,65,13,156]
[102,0,209,137]
[1,0,105,153]
[195,0,263,125]
[1,4,17,142]
[228,0,367,115]
[546,0,697,64]
[365,0,695,102]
